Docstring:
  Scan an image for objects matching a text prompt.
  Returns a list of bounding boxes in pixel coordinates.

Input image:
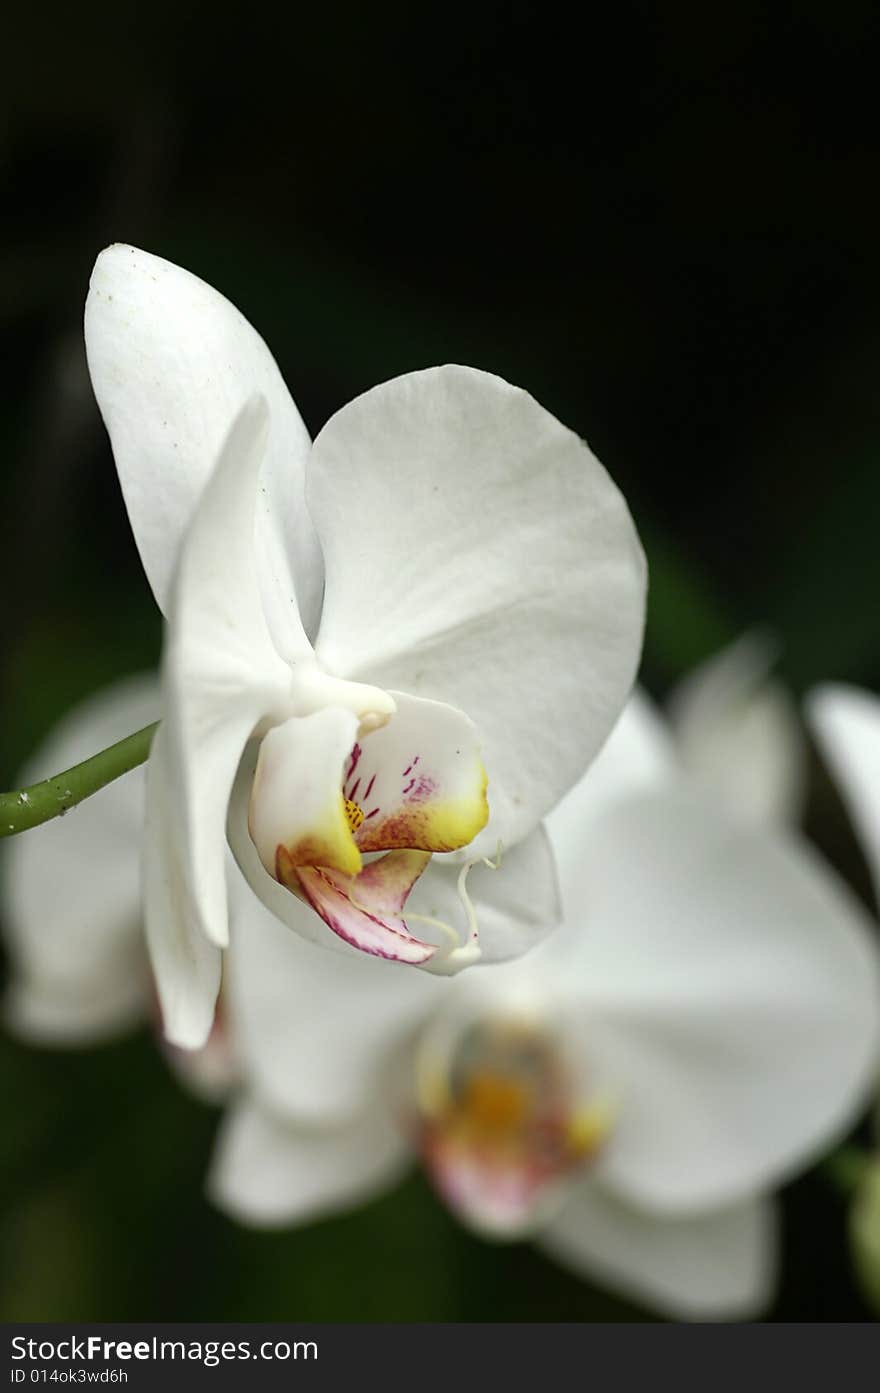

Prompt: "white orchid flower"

[666,632,805,824]
[83,245,647,1049]
[209,690,880,1320]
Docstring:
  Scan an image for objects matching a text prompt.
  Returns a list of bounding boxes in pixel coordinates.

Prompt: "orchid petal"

[545,689,677,845]
[558,788,880,1214]
[2,675,157,1043]
[208,1095,410,1227]
[161,396,295,964]
[539,1181,776,1321]
[308,366,646,855]
[668,633,805,824]
[84,244,322,652]
[143,725,222,1049]
[806,683,880,903]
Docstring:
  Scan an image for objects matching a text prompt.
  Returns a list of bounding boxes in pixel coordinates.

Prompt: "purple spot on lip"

[401,754,421,777]
[349,778,361,800]
[404,775,436,802]
[364,773,377,800]
[364,808,380,820]
[347,744,362,782]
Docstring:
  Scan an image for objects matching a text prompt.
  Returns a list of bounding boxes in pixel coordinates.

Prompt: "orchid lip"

[247,693,491,965]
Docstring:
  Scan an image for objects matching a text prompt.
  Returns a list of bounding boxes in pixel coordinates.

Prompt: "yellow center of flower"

[343,798,365,833]
[418,1021,614,1167]
[459,1072,531,1140]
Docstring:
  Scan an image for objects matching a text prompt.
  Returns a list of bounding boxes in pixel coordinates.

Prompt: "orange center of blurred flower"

[414,1020,612,1231]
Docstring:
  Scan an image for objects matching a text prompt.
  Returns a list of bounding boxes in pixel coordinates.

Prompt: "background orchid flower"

[806,684,880,904]
[2,678,156,1046]
[84,245,647,1050]
[0,678,237,1101]
[805,683,880,1312]
[210,688,880,1320]
[666,631,805,825]
[5,660,877,1318]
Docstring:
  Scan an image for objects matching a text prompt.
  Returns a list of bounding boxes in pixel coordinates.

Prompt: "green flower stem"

[0,722,159,837]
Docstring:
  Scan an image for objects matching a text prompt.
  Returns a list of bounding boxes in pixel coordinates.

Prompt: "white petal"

[208,1094,410,1227]
[806,683,880,903]
[226,866,447,1124]
[2,675,157,1043]
[559,788,880,1213]
[308,366,646,855]
[540,1180,776,1321]
[143,726,222,1049]
[668,633,805,824]
[85,244,322,653]
[161,397,295,959]
[545,689,678,855]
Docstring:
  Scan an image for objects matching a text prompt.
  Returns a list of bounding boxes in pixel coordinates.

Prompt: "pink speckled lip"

[293,851,436,965]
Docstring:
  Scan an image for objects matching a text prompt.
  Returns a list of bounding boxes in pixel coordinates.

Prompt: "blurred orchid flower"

[806,683,880,1311]
[0,677,236,1100]
[83,246,646,1048]
[5,666,878,1317]
[666,632,805,824]
[208,690,880,1320]
[806,684,880,903]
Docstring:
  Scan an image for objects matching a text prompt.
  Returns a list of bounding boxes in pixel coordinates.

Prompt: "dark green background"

[1,2,878,1319]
